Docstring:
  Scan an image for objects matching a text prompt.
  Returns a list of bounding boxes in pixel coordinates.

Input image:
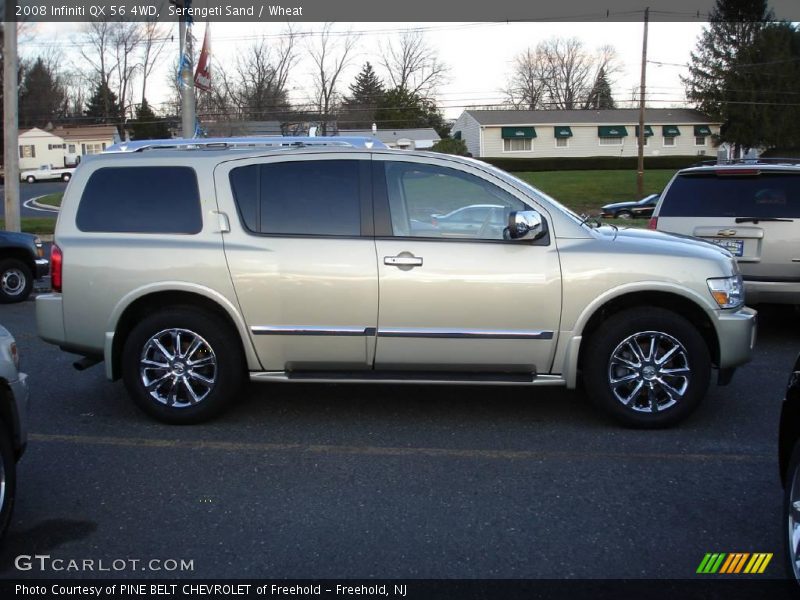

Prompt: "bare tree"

[308,23,358,134]
[110,22,143,120]
[502,48,549,110]
[380,29,447,97]
[139,20,168,105]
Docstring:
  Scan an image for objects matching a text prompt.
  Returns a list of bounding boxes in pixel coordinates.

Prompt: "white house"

[52,125,120,165]
[17,128,68,171]
[338,128,441,150]
[453,108,721,159]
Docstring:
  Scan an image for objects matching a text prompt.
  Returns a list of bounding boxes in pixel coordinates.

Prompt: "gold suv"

[36,137,757,428]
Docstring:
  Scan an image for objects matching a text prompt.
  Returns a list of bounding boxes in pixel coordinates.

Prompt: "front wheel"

[122,308,245,424]
[785,442,800,583]
[25,176,35,184]
[582,307,711,428]
[617,210,633,220]
[61,173,71,182]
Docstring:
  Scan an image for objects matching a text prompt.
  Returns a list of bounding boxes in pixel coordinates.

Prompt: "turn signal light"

[51,244,63,293]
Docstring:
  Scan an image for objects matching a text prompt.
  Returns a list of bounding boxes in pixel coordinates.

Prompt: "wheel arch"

[106,285,261,380]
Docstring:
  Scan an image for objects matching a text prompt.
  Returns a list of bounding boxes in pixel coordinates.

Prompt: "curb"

[28,195,61,212]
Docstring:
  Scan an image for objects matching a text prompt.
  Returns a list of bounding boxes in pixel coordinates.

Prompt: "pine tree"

[340,62,385,128]
[129,99,171,140]
[84,79,122,125]
[375,87,450,138]
[583,68,615,109]
[19,57,67,128]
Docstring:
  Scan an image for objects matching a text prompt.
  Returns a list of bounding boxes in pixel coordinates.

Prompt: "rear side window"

[77,167,202,234]
[229,160,361,236]
[661,173,800,218]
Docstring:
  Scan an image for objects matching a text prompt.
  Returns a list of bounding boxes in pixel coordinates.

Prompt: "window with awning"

[597,126,628,138]
[662,125,681,137]
[501,127,536,139]
[635,125,654,137]
[553,126,573,138]
[694,125,712,136]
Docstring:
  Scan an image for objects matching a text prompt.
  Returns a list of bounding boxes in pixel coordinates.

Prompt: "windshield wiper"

[734,217,794,224]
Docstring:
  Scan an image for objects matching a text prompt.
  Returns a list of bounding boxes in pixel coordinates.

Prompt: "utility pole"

[3,14,21,232]
[636,7,649,198]
[176,1,195,138]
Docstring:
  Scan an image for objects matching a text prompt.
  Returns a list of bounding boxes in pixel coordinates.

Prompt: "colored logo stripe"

[697,552,773,574]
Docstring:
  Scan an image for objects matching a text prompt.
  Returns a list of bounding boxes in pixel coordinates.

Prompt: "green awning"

[635,125,654,137]
[553,126,573,138]
[694,125,712,136]
[662,125,681,137]
[597,126,628,138]
[501,126,536,139]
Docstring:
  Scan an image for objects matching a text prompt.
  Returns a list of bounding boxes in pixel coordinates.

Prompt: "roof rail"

[689,157,800,168]
[104,136,388,153]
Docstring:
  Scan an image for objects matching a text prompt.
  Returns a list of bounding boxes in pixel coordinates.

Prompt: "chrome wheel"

[607,330,691,413]
[139,328,217,408]
[789,464,800,580]
[1,268,26,297]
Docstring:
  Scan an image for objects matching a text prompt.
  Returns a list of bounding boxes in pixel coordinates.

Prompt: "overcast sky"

[23,20,711,120]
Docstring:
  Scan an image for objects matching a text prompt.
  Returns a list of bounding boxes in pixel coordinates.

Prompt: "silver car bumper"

[715,306,757,369]
[8,372,29,456]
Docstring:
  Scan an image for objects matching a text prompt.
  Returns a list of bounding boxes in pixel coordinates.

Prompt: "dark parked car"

[600,193,660,220]
[0,231,48,303]
[779,353,800,581]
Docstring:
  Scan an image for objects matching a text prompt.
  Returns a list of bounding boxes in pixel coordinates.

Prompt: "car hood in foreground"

[594,224,737,263]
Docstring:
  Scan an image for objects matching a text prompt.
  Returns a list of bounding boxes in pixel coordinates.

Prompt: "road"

[0,181,63,219]
[0,298,797,584]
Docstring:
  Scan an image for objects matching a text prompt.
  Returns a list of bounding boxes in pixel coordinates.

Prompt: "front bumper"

[8,372,29,458]
[715,306,757,369]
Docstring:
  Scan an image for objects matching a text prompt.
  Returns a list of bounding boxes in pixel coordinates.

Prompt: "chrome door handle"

[384,255,423,267]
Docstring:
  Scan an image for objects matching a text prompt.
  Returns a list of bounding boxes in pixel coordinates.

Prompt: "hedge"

[477,155,706,172]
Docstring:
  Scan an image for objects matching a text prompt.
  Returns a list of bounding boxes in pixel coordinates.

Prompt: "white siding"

[480,124,720,159]
[18,129,67,171]
[453,112,481,157]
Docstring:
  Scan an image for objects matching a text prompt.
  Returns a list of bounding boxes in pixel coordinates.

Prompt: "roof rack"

[690,157,800,167]
[103,136,388,153]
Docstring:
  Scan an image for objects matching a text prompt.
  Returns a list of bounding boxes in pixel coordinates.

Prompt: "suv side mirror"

[506,210,546,241]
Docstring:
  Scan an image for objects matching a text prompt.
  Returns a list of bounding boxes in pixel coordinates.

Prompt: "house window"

[599,137,623,146]
[47,143,65,150]
[663,137,676,147]
[19,145,35,158]
[695,136,706,146]
[503,138,532,152]
[555,138,568,148]
[68,144,76,153]
[84,143,104,155]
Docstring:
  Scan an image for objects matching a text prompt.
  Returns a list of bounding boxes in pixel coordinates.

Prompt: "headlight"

[707,275,744,308]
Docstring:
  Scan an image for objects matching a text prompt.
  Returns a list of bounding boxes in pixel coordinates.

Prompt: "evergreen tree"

[375,87,450,138]
[340,62,385,128]
[583,68,615,109]
[129,98,171,140]
[19,57,67,128]
[84,79,122,125]
[684,0,773,151]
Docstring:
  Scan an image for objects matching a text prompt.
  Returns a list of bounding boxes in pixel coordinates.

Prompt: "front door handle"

[384,255,423,267]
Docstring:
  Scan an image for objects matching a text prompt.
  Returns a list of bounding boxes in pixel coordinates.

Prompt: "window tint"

[230,160,362,236]
[661,173,800,218]
[77,167,202,234]
[383,162,527,240]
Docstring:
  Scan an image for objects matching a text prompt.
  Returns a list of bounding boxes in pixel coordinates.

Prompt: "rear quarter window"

[76,166,202,234]
[660,172,800,218]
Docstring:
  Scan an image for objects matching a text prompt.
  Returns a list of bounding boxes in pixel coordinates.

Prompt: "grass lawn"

[36,192,64,207]
[0,217,57,234]
[516,169,674,216]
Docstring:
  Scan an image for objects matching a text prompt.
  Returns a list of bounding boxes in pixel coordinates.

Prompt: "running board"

[250,370,566,386]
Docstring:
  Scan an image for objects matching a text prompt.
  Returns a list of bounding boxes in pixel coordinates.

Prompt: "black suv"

[0,231,49,303]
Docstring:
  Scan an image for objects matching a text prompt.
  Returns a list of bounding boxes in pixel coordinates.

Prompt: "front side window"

[503,138,532,152]
[76,167,202,234]
[229,160,362,237]
[383,162,527,241]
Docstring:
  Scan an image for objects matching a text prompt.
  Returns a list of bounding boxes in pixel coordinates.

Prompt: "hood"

[0,230,37,245]
[594,225,737,265]
[601,200,638,210]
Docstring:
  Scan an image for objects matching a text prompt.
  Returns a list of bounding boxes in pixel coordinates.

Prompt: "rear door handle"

[384,255,423,267]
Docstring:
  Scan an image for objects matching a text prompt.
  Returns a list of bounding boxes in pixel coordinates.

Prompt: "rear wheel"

[583,307,711,428]
[122,308,245,424]
[785,441,800,583]
[0,259,33,303]
[61,173,71,182]
[25,176,35,184]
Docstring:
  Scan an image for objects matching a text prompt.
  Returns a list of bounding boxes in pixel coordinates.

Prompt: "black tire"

[61,173,71,182]
[784,441,800,582]
[617,210,633,220]
[121,307,245,424]
[0,417,17,539]
[0,259,33,304]
[25,176,35,184]
[582,307,711,428]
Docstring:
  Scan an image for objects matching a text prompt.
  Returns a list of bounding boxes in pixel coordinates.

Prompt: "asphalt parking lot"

[0,297,798,581]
